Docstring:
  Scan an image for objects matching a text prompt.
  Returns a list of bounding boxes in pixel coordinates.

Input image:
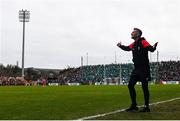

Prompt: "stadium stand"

[0,61,179,85]
[158,61,180,81]
[56,61,179,85]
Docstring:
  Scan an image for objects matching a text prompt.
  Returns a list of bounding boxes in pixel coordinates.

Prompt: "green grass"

[94,99,180,120]
[0,84,179,120]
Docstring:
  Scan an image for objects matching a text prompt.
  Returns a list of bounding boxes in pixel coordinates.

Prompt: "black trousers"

[128,67,150,107]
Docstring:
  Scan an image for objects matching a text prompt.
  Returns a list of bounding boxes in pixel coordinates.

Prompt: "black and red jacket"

[120,37,156,68]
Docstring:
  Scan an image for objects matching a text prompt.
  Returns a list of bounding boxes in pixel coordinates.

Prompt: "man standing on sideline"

[117,28,158,112]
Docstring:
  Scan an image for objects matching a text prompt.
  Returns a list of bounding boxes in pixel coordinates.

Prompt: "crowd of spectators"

[57,61,180,84]
[58,67,82,85]
[0,61,179,85]
[158,61,180,81]
[81,64,134,84]
[0,76,48,86]
[0,65,54,86]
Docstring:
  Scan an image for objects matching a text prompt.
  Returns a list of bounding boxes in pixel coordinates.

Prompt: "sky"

[0,0,180,69]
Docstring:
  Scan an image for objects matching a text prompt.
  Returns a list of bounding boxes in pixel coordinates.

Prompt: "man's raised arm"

[141,40,158,52]
[117,42,133,51]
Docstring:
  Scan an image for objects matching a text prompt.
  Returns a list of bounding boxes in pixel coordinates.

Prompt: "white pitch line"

[77,97,180,120]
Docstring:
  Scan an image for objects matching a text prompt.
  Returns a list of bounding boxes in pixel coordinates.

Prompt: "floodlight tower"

[19,9,30,79]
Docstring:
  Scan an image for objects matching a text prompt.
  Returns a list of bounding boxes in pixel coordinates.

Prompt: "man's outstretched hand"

[117,42,122,47]
[153,42,158,48]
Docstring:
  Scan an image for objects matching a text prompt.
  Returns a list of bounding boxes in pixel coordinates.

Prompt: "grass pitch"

[0,84,179,120]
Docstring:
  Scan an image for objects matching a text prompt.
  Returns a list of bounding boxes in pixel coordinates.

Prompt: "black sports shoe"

[139,107,150,112]
[125,105,139,112]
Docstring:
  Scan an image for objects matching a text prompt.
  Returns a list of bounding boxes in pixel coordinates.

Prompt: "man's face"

[131,30,140,40]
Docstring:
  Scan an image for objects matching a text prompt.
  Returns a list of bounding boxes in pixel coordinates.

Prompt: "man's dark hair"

[134,28,142,37]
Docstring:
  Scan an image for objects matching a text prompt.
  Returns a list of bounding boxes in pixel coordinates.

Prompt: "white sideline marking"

[77,97,180,120]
